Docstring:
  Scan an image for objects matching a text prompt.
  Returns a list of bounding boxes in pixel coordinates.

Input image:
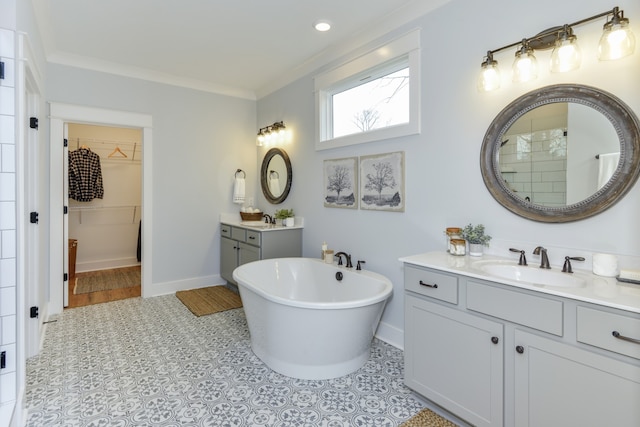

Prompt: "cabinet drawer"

[231,226,246,242]
[221,224,232,238]
[467,281,563,336]
[245,230,261,247]
[404,265,458,304]
[577,306,640,360]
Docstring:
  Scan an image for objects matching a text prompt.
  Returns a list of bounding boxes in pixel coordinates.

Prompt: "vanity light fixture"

[512,39,539,83]
[256,121,288,146]
[478,6,636,92]
[550,25,582,73]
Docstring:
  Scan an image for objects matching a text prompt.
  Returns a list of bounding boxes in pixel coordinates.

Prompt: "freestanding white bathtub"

[232,257,393,380]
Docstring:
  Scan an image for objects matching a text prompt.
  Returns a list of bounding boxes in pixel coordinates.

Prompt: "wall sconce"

[478,6,635,92]
[256,121,289,146]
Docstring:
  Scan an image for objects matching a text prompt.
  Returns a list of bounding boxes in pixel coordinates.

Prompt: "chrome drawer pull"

[612,331,640,345]
[419,280,438,289]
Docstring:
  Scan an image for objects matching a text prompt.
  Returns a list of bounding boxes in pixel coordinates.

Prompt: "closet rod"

[74,137,141,148]
[69,205,140,211]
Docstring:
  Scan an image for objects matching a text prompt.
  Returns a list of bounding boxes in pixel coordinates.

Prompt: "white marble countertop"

[220,213,304,231]
[400,251,640,314]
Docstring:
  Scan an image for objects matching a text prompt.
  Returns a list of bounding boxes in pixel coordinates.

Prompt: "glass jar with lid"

[445,227,462,252]
[450,239,467,256]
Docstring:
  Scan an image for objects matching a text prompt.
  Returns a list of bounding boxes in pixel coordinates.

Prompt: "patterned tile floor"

[26,295,425,426]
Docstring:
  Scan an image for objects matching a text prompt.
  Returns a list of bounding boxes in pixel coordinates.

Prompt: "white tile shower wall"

[500,129,567,206]
[0,27,16,413]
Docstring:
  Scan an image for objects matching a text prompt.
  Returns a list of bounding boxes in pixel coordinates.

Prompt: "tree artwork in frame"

[324,157,358,209]
[360,151,405,212]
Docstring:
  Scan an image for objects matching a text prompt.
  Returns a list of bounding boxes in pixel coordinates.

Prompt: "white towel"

[269,177,281,196]
[233,177,245,204]
[597,152,620,190]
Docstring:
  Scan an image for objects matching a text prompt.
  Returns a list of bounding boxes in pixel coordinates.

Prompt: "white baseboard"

[76,257,140,273]
[375,320,404,350]
[144,274,225,298]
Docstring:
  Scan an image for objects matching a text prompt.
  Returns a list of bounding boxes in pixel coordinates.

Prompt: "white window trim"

[315,29,421,151]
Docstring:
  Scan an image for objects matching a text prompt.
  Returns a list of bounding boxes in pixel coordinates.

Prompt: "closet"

[67,123,142,306]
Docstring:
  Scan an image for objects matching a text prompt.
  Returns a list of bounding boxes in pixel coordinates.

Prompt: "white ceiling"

[32,0,450,99]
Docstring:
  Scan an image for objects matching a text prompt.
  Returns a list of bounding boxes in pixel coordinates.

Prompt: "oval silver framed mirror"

[481,84,640,222]
[261,148,292,204]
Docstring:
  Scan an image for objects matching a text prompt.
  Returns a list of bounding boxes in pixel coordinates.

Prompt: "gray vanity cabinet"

[405,295,504,427]
[403,263,640,427]
[220,223,302,285]
[513,329,640,427]
[404,266,504,427]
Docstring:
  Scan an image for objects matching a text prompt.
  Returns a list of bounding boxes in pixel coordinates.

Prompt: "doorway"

[48,103,153,316]
[66,123,142,307]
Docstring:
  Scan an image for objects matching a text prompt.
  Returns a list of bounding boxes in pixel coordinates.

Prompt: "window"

[315,30,420,150]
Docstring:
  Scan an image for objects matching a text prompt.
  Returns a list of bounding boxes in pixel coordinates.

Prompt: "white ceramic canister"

[592,253,619,277]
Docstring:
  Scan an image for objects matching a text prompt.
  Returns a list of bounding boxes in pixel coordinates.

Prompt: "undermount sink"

[240,221,276,229]
[474,261,586,288]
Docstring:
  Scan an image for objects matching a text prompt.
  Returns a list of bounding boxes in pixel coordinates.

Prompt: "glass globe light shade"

[550,34,582,73]
[477,59,501,92]
[598,18,636,60]
[512,49,538,83]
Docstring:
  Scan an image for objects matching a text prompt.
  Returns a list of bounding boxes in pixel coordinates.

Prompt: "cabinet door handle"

[419,280,438,289]
[249,236,256,240]
[612,331,640,345]
[516,345,524,354]
[491,336,499,344]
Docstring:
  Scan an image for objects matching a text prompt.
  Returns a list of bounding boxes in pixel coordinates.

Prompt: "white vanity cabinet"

[220,223,302,285]
[403,258,640,427]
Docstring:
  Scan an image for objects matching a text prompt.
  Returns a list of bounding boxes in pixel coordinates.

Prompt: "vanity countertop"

[220,214,304,232]
[400,251,640,314]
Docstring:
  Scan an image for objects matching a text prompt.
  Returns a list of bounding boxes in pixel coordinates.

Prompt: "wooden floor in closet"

[65,274,141,309]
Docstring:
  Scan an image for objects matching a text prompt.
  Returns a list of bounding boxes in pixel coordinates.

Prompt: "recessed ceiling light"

[314,20,331,32]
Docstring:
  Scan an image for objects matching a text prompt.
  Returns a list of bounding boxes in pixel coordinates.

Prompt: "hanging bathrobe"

[69,148,104,201]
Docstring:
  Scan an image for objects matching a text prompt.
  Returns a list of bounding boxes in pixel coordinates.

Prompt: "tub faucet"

[335,252,353,268]
[533,246,551,269]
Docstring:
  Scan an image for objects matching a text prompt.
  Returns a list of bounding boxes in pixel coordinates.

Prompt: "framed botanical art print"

[324,157,358,209]
[359,151,405,212]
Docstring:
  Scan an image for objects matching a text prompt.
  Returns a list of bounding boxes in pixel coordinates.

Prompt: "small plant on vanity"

[275,209,295,226]
[461,223,491,256]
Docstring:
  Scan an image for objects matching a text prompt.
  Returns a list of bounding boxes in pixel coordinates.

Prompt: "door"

[404,295,504,427]
[514,329,640,426]
[25,88,41,354]
[238,242,260,266]
[63,123,69,307]
[49,103,153,315]
[220,236,238,284]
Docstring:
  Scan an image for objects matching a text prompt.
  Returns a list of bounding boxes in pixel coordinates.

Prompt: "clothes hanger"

[108,146,128,158]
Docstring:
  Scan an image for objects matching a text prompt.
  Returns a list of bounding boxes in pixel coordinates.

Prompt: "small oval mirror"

[261,148,292,204]
[481,84,640,222]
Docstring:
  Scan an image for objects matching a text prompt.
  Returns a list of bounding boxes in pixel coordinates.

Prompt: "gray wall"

[256,0,640,346]
[46,66,257,289]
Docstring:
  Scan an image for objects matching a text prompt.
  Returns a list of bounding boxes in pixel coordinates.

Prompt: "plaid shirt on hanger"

[69,148,104,202]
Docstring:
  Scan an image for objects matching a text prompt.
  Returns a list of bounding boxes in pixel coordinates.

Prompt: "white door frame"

[48,103,153,315]
[19,50,43,357]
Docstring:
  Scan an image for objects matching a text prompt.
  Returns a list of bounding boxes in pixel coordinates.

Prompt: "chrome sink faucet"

[533,246,551,269]
[335,252,353,268]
